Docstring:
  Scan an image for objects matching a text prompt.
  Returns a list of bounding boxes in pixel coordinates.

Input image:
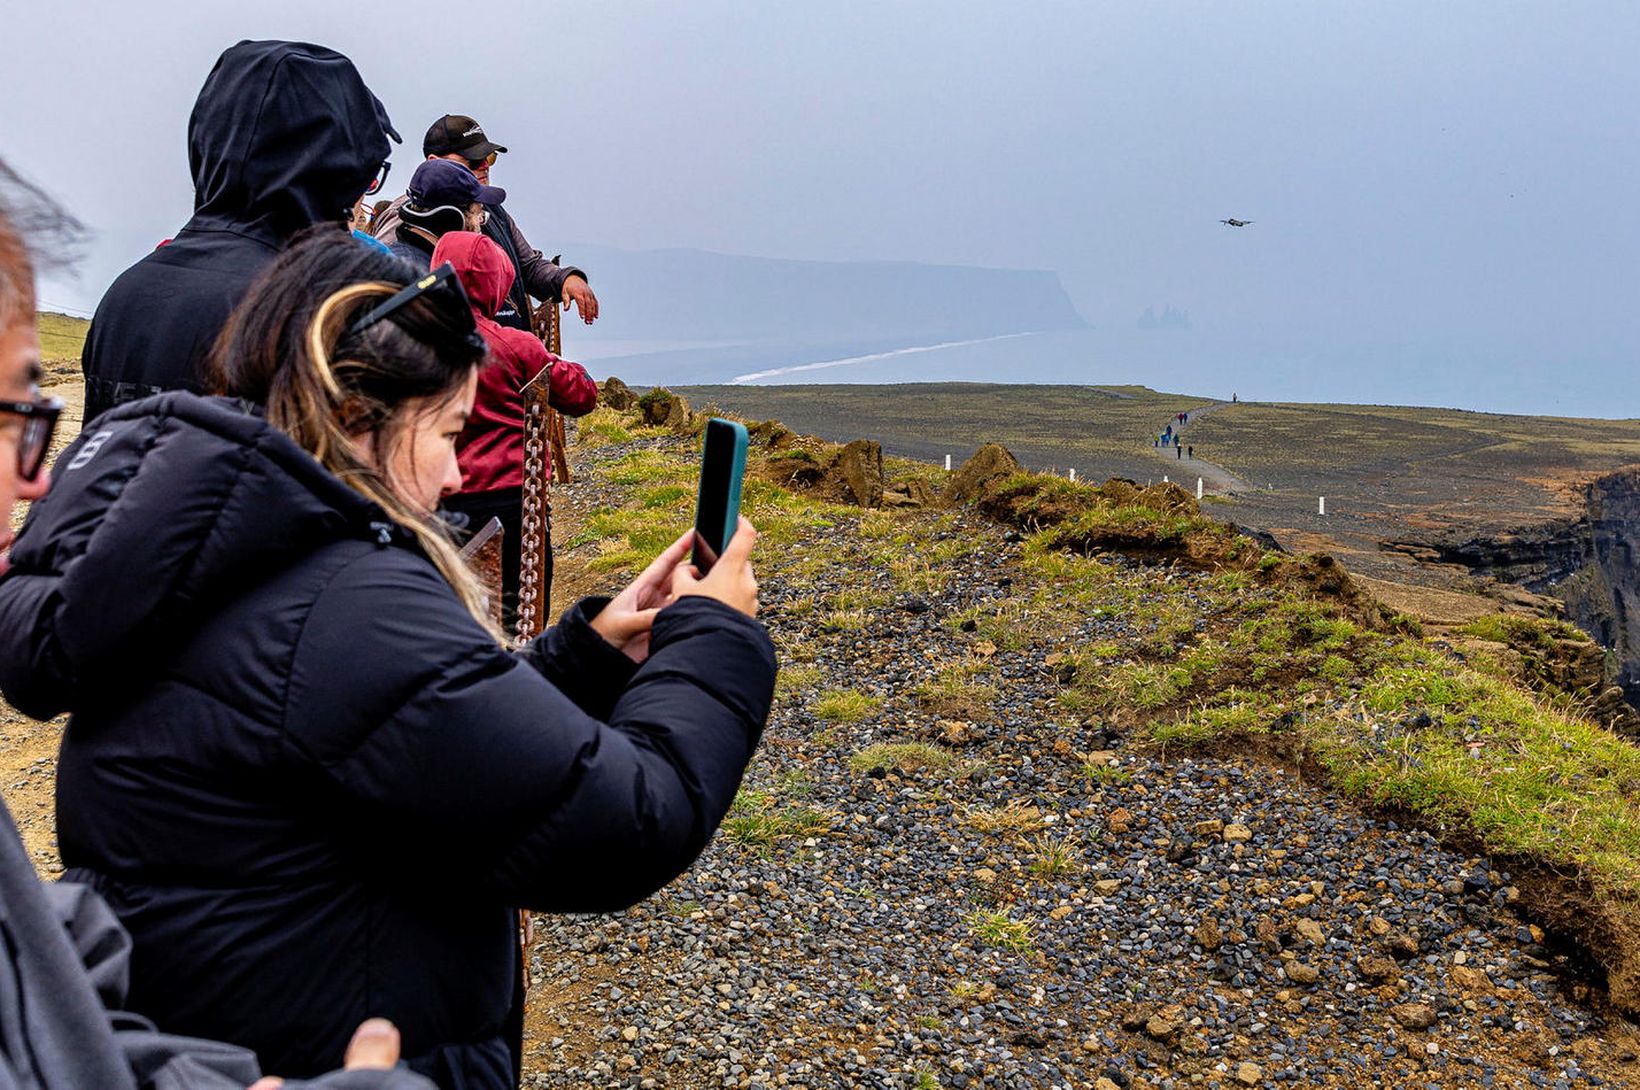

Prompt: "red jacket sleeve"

[493,330,596,416]
[542,354,597,417]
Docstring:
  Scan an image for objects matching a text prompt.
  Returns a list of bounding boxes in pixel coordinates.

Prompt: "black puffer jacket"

[0,394,775,1088]
[81,41,398,422]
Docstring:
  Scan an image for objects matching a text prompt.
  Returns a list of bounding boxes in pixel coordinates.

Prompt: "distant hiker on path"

[376,115,597,332]
[81,40,399,423]
[1144,399,1250,494]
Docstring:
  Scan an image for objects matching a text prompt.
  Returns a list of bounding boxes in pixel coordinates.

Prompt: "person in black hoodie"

[0,227,774,1089]
[80,40,399,423]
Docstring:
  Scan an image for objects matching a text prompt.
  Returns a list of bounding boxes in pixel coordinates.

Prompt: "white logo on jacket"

[66,430,114,471]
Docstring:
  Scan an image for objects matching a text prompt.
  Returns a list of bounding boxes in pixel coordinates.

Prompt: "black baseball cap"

[405,160,507,210]
[423,114,508,159]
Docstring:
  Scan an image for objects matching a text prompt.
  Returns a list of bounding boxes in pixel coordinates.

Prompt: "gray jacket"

[0,800,433,1090]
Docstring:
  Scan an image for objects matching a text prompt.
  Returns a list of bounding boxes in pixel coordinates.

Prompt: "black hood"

[0,394,398,719]
[187,40,399,242]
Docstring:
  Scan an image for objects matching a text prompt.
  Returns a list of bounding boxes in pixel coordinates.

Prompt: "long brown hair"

[207,226,499,638]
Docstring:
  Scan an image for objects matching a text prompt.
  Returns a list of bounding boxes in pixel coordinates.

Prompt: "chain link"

[515,403,547,643]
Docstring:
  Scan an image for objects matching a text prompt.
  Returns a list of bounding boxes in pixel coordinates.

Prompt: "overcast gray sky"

[5,1,1637,413]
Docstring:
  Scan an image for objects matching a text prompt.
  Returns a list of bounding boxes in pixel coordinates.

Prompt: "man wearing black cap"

[374,114,597,333]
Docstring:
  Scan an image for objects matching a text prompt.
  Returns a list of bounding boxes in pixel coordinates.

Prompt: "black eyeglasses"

[0,396,62,482]
[364,159,392,196]
[465,151,498,171]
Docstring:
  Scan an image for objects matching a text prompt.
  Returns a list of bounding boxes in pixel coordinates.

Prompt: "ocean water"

[570,327,1634,420]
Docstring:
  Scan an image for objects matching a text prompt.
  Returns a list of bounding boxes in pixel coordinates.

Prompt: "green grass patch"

[811,688,884,723]
[848,743,954,775]
[828,585,892,612]
[638,484,692,509]
[1082,762,1133,785]
[819,609,869,632]
[774,663,823,699]
[1040,503,1216,551]
[965,909,1034,951]
[1319,661,1640,889]
[607,450,691,487]
[916,664,999,717]
[1086,660,1194,710]
[720,788,834,851]
[1459,612,1587,648]
[572,407,647,449]
[1153,700,1272,750]
[1028,832,1082,876]
[36,311,88,361]
[967,802,1047,834]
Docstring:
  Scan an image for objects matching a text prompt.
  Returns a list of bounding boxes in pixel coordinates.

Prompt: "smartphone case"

[694,418,749,568]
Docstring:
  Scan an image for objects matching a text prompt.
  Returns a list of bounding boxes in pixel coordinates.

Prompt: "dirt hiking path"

[1145,401,1251,494]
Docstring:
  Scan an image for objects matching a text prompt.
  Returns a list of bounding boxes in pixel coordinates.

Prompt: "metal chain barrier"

[515,399,548,644]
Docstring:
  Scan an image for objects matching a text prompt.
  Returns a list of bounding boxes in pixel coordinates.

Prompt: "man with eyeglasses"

[80,40,400,424]
[373,115,598,333]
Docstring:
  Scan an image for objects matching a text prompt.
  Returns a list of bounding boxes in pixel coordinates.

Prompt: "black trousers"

[445,486,551,634]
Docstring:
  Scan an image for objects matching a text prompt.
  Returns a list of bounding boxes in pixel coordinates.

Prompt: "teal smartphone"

[692,418,749,573]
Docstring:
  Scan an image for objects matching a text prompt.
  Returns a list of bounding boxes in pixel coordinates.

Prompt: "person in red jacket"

[433,230,597,629]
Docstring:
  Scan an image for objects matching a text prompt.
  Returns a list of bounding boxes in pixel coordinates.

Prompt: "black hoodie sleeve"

[283,549,775,911]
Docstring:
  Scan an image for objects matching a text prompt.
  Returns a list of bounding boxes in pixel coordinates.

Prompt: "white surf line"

[729,331,1039,384]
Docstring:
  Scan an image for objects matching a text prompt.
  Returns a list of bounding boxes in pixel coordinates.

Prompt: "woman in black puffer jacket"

[0,228,775,1089]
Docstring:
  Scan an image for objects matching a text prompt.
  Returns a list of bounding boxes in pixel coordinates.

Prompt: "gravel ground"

[522,431,1640,1090]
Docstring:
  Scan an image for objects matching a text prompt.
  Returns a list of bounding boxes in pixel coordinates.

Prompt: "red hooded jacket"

[432,231,597,493]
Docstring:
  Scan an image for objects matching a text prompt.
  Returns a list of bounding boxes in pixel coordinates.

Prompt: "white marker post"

[1319,496,1326,516]
[1163,475,1169,484]
[1069,468,1077,481]
[944,454,951,471]
[1197,477,1204,500]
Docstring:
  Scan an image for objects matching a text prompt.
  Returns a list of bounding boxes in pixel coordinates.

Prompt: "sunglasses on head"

[0,396,62,483]
[344,263,486,354]
[465,151,498,170]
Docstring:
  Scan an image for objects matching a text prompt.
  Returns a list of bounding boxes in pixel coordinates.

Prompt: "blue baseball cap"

[405,159,506,211]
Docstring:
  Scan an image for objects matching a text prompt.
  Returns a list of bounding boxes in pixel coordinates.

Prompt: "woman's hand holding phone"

[591,517,760,663]
[674,516,759,618]
[590,529,694,662]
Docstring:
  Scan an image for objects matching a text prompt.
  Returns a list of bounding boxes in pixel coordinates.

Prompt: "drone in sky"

[1219,218,1253,227]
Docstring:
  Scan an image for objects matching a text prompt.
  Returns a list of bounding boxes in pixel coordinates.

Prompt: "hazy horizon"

[5,2,1637,416]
